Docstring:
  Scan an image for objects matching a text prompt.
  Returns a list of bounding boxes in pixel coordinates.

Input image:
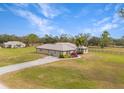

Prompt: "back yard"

[0,47,45,67]
[0,49,124,88]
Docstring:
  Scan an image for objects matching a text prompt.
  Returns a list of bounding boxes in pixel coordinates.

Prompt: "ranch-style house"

[36,43,88,57]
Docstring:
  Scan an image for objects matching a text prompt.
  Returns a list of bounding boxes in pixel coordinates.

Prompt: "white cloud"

[93,17,119,33]
[94,17,111,26]
[38,4,61,19]
[12,9,52,34]
[112,13,120,23]
[83,28,93,33]
[78,27,101,36]
[58,28,66,34]
[79,4,124,36]
[93,9,122,32]
[81,22,118,36]
[111,11,124,24]
[100,23,118,31]
[4,4,66,35]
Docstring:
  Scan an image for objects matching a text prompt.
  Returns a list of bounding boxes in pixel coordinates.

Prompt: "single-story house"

[36,43,88,57]
[3,41,26,48]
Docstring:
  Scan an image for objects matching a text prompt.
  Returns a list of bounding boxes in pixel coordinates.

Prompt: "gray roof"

[37,43,77,51]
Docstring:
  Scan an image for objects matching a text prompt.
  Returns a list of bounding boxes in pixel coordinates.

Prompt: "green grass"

[0,50,124,89]
[93,52,124,63]
[0,47,45,67]
[89,47,124,53]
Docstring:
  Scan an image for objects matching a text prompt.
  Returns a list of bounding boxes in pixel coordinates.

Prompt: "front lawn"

[0,52,124,88]
[0,47,45,67]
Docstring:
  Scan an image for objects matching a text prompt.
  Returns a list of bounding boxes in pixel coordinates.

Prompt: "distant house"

[36,43,88,57]
[3,41,26,48]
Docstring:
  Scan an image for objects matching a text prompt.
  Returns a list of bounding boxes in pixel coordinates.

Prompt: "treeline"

[0,31,124,48]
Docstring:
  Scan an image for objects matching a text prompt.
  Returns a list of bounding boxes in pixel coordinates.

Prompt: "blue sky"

[0,3,124,38]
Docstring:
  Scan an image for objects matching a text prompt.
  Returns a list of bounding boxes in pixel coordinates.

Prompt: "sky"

[0,3,124,38]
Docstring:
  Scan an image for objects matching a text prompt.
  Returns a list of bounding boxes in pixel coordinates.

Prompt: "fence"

[89,48,124,55]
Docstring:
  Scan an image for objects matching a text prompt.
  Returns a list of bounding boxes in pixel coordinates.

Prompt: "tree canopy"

[25,34,39,46]
[119,8,124,17]
[0,32,123,48]
[74,33,90,47]
[100,31,111,48]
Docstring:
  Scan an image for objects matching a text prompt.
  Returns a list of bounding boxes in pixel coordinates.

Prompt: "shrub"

[59,54,71,58]
[77,51,83,54]
[63,54,71,58]
[71,52,78,57]
[59,54,64,58]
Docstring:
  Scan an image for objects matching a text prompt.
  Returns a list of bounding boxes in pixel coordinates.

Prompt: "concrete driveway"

[0,56,60,89]
[0,83,8,89]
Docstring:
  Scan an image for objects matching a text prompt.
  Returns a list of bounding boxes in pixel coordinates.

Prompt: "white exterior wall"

[48,50,73,57]
[4,43,26,48]
[77,47,88,54]
[85,49,88,53]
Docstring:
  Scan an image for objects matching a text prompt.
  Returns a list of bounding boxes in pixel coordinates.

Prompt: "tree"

[88,36,100,46]
[41,34,57,44]
[83,33,91,46]
[112,37,124,46]
[74,33,90,47]
[118,36,124,46]
[0,34,19,43]
[120,36,124,46]
[118,8,124,17]
[59,34,69,42]
[100,31,110,48]
[26,34,39,46]
[75,33,86,47]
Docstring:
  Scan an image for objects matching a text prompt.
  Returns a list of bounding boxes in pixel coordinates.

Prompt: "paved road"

[0,56,60,89]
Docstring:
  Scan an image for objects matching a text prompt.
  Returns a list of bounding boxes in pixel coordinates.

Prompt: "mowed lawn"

[0,51,124,88]
[89,47,124,53]
[0,47,45,67]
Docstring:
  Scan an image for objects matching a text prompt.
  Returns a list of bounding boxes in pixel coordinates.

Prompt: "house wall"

[4,44,26,48]
[84,49,88,53]
[77,48,88,54]
[36,48,76,57]
[48,50,60,57]
[49,50,76,57]
[37,49,61,57]
[36,48,49,54]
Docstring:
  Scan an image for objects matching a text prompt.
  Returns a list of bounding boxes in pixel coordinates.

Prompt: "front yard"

[0,51,124,88]
[0,47,45,67]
